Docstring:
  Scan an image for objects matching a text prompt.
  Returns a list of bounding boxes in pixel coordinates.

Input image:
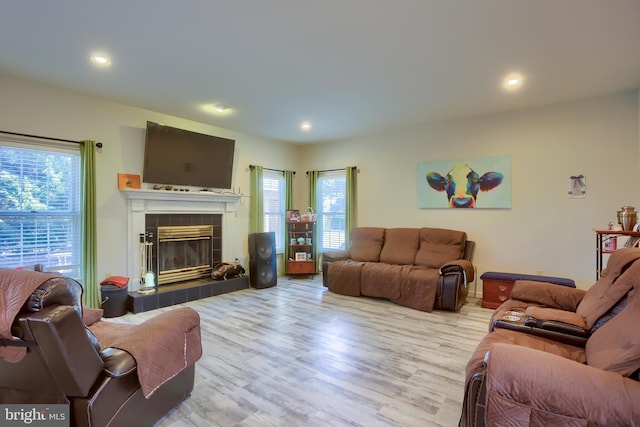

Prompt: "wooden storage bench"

[480,271,576,309]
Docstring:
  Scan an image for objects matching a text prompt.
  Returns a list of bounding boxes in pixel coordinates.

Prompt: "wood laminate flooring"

[109,276,493,427]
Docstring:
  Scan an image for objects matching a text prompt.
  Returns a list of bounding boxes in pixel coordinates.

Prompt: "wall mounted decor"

[417,156,511,208]
[568,174,586,198]
[117,173,141,189]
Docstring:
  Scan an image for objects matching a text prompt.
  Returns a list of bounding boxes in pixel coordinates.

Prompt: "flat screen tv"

[143,121,235,189]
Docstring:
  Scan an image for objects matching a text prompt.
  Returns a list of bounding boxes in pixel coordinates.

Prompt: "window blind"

[317,170,346,251]
[262,169,285,252]
[0,144,81,276]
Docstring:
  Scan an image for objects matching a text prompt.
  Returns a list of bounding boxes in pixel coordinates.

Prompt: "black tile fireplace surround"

[127,213,248,313]
[145,213,223,279]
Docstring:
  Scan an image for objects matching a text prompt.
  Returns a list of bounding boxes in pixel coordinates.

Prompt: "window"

[316,170,346,251]
[0,143,81,277]
[263,169,285,252]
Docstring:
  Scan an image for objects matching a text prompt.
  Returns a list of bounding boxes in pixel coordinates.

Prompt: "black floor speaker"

[248,231,277,288]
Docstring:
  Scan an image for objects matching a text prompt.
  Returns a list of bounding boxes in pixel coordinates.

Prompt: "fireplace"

[156,225,214,284]
[146,214,222,286]
[120,189,246,312]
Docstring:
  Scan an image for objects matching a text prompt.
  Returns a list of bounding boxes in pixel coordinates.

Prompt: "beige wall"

[300,91,640,289]
[0,72,299,280]
[1,72,639,290]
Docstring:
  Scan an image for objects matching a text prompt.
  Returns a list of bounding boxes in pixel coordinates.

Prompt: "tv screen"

[143,121,235,189]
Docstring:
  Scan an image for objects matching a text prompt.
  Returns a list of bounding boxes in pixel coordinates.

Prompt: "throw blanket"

[89,307,202,398]
[0,269,58,362]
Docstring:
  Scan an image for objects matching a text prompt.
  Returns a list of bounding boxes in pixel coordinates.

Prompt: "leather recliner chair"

[0,271,202,427]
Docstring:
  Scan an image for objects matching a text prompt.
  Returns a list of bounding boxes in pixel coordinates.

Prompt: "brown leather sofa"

[0,269,202,427]
[322,227,475,311]
[460,248,640,426]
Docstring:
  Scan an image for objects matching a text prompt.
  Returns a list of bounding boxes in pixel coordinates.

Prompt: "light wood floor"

[110,276,493,427]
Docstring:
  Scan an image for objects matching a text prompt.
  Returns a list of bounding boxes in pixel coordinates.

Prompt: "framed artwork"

[417,156,511,209]
[117,173,141,189]
[286,209,300,222]
[295,252,307,261]
[568,174,586,198]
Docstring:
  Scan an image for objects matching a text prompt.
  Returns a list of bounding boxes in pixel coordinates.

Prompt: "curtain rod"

[306,166,358,175]
[249,165,295,175]
[0,130,103,148]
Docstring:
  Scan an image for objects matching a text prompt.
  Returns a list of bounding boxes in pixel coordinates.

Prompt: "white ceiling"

[1,1,640,143]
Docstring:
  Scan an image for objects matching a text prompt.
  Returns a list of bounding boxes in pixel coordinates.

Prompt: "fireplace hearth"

[120,189,246,313]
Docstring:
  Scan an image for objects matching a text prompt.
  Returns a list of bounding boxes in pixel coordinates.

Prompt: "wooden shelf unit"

[287,220,316,276]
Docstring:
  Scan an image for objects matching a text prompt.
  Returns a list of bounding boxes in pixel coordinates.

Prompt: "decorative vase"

[617,206,637,231]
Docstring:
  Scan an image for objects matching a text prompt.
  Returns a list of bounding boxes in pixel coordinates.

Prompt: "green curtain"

[284,170,295,261]
[307,170,319,272]
[80,140,99,308]
[250,165,264,233]
[345,166,358,247]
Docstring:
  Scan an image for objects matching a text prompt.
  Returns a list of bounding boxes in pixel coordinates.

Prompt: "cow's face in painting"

[426,163,503,208]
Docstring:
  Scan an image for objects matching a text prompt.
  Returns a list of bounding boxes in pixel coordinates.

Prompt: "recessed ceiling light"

[90,53,112,66]
[301,121,312,131]
[503,73,524,90]
[214,104,228,113]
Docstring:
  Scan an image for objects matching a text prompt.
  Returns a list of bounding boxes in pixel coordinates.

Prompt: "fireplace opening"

[156,225,213,285]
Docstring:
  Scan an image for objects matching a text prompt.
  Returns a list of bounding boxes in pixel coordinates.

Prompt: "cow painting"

[426,162,504,208]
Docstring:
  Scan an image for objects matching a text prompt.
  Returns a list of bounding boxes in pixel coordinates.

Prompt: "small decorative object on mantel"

[117,173,141,189]
[295,252,307,261]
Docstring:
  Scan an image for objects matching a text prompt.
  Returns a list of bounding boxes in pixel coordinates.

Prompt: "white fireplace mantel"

[120,188,241,212]
[120,188,242,290]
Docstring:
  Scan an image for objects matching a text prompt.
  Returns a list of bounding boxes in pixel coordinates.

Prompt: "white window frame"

[262,169,285,253]
[0,141,81,278]
[316,170,347,252]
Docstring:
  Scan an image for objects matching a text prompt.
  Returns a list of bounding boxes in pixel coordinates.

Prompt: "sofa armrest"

[321,250,351,287]
[484,343,640,425]
[92,307,201,398]
[524,306,587,329]
[322,250,350,263]
[510,280,586,311]
[435,259,473,311]
[100,347,137,378]
[441,259,474,282]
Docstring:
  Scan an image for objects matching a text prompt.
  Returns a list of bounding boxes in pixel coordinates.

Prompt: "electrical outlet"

[536,269,543,275]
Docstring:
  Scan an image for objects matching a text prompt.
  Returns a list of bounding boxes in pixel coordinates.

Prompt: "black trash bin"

[101,284,128,318]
